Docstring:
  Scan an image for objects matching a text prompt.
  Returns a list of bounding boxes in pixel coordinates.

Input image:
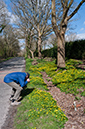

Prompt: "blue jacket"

[4,72,28,87]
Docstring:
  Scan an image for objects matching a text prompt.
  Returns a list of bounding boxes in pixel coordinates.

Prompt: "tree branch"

[67,0,85,21]
[52,0,59,35]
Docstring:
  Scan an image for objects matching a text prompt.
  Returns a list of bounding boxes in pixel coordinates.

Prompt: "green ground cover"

[14,58,68,129]
[34,58,85,98]
[14,58,85,129]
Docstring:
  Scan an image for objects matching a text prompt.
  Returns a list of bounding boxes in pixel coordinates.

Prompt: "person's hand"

[27,78,30,82]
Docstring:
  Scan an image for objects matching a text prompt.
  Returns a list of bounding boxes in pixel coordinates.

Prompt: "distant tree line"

[0,25,20,59]
[0,0,20,59]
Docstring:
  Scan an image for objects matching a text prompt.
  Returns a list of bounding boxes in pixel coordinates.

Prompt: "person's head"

[26,72,30,79]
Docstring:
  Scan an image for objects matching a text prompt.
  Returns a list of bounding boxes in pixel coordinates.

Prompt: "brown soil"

[41,71,85,129]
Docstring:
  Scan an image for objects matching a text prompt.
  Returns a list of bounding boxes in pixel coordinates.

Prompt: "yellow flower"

[40,108,42,111]
[54,109,58,112]
[46,112,48,114]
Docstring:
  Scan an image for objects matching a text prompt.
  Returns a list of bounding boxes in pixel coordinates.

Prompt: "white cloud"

[10,14,19,24]
[77,33,85,40]
[65,33,85,41]
[84,21,85,25]
[1,6,19,24]
[7,11,19,24]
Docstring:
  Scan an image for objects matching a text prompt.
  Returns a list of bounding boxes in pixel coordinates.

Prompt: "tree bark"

[57,34,65,68]
[25,34,35,59]
[37,24,42,58]
[52,0,66,68]
[25,37,31,58]
[38,36,42,58]
[29,49,34,59]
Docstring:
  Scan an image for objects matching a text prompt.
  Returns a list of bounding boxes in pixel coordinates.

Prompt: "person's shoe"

[9,96,22,101]
[11,101,21,106]
[9,97,13,101]
[11,99,21,106]
[9,95,14,101]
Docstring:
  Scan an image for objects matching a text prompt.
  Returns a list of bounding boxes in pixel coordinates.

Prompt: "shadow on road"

[0,57,25,71]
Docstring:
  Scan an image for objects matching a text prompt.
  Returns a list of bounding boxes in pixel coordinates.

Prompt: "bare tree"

[2,25,20,58]
[10,0,37,58]
[52,0,85,68]
[0,0,21,59]
[0,36,4,58]
[11,0,52,58]
[0,0,7,33]
[31,0,52,58]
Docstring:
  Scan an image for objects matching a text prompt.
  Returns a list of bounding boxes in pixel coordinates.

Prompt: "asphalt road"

[0,57,25,129]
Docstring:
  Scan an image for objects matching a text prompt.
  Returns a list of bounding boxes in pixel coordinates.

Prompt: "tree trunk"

[57,33,65,68]
[29,49,34,59]
[38,36,42,58]
[37,24,42,59]
[25,38,31,58]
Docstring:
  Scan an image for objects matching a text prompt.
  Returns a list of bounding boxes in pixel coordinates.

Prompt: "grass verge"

[0,57,13,63]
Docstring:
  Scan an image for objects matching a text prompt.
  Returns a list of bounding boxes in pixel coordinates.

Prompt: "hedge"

[41,39,85,60]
